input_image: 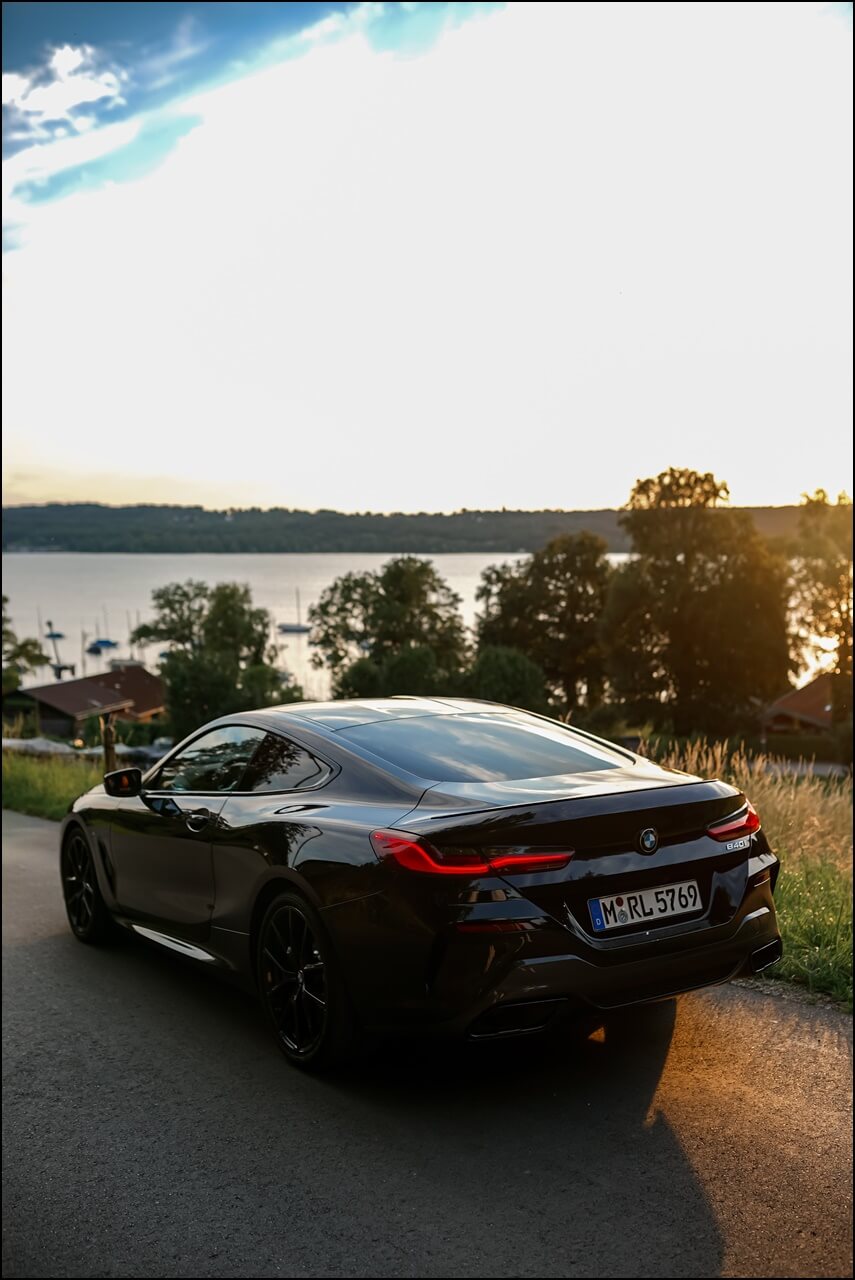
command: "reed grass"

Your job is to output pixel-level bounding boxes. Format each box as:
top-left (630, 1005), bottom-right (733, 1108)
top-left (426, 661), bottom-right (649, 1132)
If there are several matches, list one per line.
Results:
top-left (649, 740), bottom-right (852, 1008)
top-left (2, 752), bottom-right (104, 822)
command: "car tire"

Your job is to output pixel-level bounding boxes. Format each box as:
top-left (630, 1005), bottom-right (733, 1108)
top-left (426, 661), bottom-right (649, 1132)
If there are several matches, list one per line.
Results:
top-left (256, 890), bottom-right (355, 1072)
top-left (60, 826), bottom-right (116, 945)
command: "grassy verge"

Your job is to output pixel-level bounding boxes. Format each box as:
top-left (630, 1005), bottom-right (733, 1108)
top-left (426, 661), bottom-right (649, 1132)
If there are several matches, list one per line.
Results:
top-left (653, 741), bottom-right (853, 1010)
top-left (2, 752), bottom-right (104, 822)
top-left (770, 860), bottom-right (852, 1007)
top-left (3, 742), bottom-right (852, 1007)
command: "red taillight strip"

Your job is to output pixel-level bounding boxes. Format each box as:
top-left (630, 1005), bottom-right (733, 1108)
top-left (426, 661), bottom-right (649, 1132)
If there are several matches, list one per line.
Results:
top-left (489, 851), bottom-right (573, 872)
top-left (707, 801), bottom-right (761, 842)
top-left (369, 831), bottom-right (573, 876)
top-left (370, 832), bottom-right (489, 874)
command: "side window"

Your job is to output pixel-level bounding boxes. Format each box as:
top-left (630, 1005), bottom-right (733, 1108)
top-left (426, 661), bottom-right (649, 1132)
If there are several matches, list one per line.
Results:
top-left (153, 726), bottom-right (267, 793)
top-left (242, 732), bottom-right (332, 793)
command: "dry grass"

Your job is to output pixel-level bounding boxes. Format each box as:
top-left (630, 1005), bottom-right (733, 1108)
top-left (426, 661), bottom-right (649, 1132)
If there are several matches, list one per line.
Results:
top-left (652, 740), bottom-right (852, 869)
top-left (647, 740), bottom-right (853, 1008)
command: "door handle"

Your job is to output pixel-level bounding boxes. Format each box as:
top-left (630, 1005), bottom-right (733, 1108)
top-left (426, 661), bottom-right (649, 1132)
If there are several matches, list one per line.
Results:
top-left (184, 807), bottom-right (211, 833)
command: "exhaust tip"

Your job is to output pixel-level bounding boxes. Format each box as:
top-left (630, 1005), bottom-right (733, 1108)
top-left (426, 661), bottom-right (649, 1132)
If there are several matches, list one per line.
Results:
top-left (750, 938), bottom-right (783, 974)
top-left (467, 998), bottom-right (567, 1040)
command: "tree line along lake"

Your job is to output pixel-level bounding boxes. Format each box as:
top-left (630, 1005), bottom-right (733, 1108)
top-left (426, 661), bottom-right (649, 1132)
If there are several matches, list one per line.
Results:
top-left (2, 551), bottom-right (631, 699)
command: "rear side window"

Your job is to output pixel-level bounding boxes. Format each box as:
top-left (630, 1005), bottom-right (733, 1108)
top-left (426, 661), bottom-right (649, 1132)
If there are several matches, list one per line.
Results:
top-left (338, 712), bottom-right (623, 783)
top-left (241, 732), bottom-right (332, 792)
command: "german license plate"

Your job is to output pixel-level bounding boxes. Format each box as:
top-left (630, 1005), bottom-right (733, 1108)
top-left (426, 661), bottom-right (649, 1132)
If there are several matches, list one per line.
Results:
top-left (588, 880), bottom-right (701, 932)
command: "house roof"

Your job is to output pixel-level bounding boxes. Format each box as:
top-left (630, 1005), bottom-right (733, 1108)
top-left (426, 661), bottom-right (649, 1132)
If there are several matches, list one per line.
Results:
top-left (19, 665), bottom-right (165, 721)
top-left (764, 673), bottom-right (835, 731)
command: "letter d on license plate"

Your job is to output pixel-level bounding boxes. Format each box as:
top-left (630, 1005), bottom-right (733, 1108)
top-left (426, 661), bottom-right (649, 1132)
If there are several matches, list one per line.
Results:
top-left (589, 879), bottom-right (701, 932)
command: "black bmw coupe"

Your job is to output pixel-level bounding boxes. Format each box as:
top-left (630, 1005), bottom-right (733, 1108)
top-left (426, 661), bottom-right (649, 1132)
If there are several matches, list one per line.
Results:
top-left (60, 698), bottom-right (782, 1069)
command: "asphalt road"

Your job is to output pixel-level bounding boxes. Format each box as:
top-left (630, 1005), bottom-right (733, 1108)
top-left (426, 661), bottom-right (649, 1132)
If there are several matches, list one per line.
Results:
top-left (3, 809), bottom-right (852, 1279)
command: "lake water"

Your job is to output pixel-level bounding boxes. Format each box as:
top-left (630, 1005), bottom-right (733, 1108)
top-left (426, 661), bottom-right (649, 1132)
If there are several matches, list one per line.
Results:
top-left (2, 552), bottom-right (629, 699)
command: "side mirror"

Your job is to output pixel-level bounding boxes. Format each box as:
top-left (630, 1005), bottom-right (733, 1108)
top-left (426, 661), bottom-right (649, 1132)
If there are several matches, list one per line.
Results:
top-left (104, 767), bottom-right (143, 798)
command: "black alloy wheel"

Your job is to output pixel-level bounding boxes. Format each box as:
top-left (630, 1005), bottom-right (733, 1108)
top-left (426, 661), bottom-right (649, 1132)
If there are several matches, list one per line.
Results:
top-left (61, 829), bottom-right (113, 943)
top-left (257, 892), bottom-right (354, 1070)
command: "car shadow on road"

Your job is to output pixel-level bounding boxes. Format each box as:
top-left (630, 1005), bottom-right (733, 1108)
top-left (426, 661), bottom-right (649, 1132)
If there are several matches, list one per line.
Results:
top-left (4, 929), bottom-right (725, 1279)
top-left (327, 1003), bottom-right (724, 1278)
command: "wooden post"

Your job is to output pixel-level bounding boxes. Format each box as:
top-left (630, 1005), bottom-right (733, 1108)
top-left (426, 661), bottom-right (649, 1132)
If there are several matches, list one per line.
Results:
top-left (100, 710), bottom-right (117, 774)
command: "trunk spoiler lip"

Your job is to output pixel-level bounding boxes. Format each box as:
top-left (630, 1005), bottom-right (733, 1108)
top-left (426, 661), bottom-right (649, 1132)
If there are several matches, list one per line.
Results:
top-left (393, 776), bottom-right (741, 829)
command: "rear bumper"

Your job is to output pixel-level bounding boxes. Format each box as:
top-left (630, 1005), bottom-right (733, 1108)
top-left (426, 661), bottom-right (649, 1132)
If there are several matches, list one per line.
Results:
top-left (360, 882), bottom-right (782, 1039)
top-left (466, 905), bottom-right (782, 1036)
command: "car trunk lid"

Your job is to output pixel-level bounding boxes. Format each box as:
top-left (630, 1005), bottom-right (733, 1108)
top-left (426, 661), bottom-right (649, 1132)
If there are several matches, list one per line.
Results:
top-left (397, 771), bottom-right (747, 938)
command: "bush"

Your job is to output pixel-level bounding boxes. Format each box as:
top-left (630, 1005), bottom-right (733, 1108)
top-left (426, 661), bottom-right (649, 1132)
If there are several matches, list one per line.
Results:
top-left (334, 646), bottom-right (450, 699)
top-left (333, 656), bottom-right (387, 699)
top-left (466, 646), bottom-right (549, 714)
top-left (574, 704), bottom-right (642, 740)
top-left (382, 647), bottom-right (443, 696)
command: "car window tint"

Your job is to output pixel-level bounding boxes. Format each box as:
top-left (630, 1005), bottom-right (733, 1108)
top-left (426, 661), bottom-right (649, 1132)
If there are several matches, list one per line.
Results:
top-left (338, 711), bottom-right (623, 782)
top-left (242, 733), bottom-right (332, 792)
top-left (154, 726), bottom-right (267, 793)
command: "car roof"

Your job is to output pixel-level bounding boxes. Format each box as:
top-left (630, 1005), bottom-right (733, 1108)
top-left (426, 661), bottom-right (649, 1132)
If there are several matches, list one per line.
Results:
top-left (169, 698), bottom-right (640, 796)
top-left (263, 696), bottom-right (502, 732)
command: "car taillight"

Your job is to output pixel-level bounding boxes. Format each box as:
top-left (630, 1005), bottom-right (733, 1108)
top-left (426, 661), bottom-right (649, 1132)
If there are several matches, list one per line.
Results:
top-left (707, 801), bottom-right (761, 842)
top-left (369, 832), bottom-right (489, 874)
top-left (369, 831), bottom-right (573, 876)
top-left (476, 847), bottom-right (573, 873)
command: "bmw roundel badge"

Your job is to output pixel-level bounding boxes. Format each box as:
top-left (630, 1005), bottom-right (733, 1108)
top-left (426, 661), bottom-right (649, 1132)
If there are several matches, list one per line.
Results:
top-left (639, 827), bottom-right (659, 854)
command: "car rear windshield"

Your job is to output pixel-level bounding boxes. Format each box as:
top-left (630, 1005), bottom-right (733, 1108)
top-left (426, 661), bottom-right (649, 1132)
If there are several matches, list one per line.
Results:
top-left (337, 711), bottom-right (624, 782)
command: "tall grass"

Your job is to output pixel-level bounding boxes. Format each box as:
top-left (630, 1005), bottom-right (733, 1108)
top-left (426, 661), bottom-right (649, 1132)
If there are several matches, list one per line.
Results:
top-left (2, 752), bottom-right (104, 822)
top-left (648, 740), bottom-right (853, 1008)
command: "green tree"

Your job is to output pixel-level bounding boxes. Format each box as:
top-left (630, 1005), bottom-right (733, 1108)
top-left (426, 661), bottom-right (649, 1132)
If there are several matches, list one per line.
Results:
top-left (333, 656), bottom-right (388, 700)
top-left (132, 581), bottom-right (299, 741)
top-left (309, 557), bottom-right (467, 688)
top-left (604, 468), bottom-right (791, 735)
top-left (790, 490), bottom-right (853, 723)
top-left (2, 596), bottom-right (49, 695)
top-left (465, 645), bottom-right (549, 714)
top-left (381, 646), bottom-right (443, 696)
top-left (334, 646), bottom-right (446, 699)
top-left (132, 580), bottom-right (210, 653)
top-left (202, 583), bottom-right (272, 665)
top-left (476, 533), bottom-right (611, 716)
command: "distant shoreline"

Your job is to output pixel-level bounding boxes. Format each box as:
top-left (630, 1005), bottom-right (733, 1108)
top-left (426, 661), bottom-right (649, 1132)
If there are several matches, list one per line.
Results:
top-left (1, 503), bottom-right (801, 555)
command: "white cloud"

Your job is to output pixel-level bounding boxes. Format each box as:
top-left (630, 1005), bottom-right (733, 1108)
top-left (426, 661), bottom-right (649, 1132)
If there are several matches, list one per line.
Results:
top-left (296, 2), bottom-right (386, 46)
top-left (3, 42), bottom-right (122, 136)
top-left (2, 73), bottom-right (31, 105)
top-left (2, 1), bottom-right (852, 511)
top-left (50, 45), bottom-right (87, 79)
top-left (2, 117), bottom-right (141, 207)
top-left (17, 72), bottom-right (120, 122)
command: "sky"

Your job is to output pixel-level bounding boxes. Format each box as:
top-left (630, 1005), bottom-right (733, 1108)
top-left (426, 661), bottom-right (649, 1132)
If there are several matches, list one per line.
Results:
top-left (2, 1), bottom-right (852, 513)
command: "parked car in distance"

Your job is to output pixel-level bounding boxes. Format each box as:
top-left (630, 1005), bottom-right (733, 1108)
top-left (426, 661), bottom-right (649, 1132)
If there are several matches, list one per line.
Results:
top-left (59, 697), bottom-right (782, 1070)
